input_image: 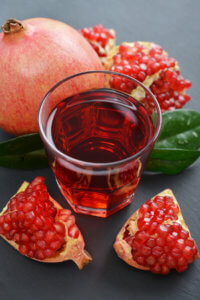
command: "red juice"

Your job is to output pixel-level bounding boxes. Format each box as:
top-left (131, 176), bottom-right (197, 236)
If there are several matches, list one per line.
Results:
top-left (46, 89), bottom-right (154, 217)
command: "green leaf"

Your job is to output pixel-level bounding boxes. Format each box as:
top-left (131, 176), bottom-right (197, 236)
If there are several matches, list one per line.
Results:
top-left (156, 109), bottom-right (200, 150)
top-left (0, 149), bottom-right (48, 169)
top-left (0, 133), bottom-right (44, 156)
top-left (147, 148), bottom-right (200, 175)
top-left (147, 109), bottom-right (200, 174)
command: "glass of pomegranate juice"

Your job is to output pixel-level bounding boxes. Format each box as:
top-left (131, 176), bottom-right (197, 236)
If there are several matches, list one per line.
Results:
top-left (38, 71), bottom-right (162, 217)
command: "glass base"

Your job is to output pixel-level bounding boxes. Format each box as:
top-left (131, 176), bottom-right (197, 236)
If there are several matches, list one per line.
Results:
top-left (56, 179), bottom-right (133, 218)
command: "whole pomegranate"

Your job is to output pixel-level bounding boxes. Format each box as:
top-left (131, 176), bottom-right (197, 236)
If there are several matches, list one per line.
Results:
top-left (0, 18), bottom-right (102, 135)
top-left (114, 189), bottom-right (199, 274)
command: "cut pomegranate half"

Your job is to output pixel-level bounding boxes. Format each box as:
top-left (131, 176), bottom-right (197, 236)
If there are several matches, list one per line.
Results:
top-left (114, 189), bottom-right (199, 274)
top-left (105, 41), bottom-right (191, 112)
top-left (79, 24), bottom-right (116, 65)
top-left (0, 177), bottom-right (91, 269)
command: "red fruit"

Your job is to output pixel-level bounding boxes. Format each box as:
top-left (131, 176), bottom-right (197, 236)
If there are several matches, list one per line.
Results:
top-left (105, 41), bottom-right (191, 112)
top-left (0, 18), bottom-right (102, 135)
top-left (79, 24), bottom-right (116, 65)
top-left (0, 177), bottom-right (91, 269)
top-left (114, 189), bottom-right (199, 274)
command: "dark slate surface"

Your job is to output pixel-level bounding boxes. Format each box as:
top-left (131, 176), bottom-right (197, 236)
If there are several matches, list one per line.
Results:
top-left (0, 0), bottom-right (200, 299)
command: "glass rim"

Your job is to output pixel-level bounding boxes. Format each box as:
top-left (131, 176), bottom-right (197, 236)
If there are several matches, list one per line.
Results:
top-left (38, 70), bottom-right (162, 168)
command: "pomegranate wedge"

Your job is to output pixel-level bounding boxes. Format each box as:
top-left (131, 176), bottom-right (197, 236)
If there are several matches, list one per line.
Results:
top-left (105, 42), bottom-right (191, 112)
top-left (0, 177), bottom-right (91, 269)
top-left (114, 189), bottom-right (199, 274)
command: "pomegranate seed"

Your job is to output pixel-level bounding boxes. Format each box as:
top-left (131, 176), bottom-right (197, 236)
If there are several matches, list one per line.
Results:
top-left (146, 255), bottom-right (156, 266)
top-left (158, 253), bottom-right (167, 264)
top-left (176, 264), bottom-right (188, 273)
top-left (152, 246), bottom-right (163, 257)
top-left (139, 204), bottom-right (149, 214)
top-left (134, 231), bottom-right (149, 243)
top-left (50, 240), bottom-right (62, 250)
top-left (68, 225), bottom-right (80, 239)
top-left (21, 233), bottom-right (30, 243)
top-left (53, 222), bottom-right (65, 235)
top-left (151, 263), bottom-right (161, 274)
top-left (19, 244), bottom-right (29, 255)
top-left (141, 245), bottom-right (151, 256)
top-left (146, 238), bottom-right (156, 248)
top-left (183, 246), bottom-right (194, 260)
top-left (45, 231), bottom-right (56, 243)
top-left (171, 248), bottom-right (182, 258)
top-left (36, 240), bottom-right (46, 249)
top-left (176, 239), bottom-right (185, 250)
top-left (156, 237), bottom-right (165, 247)
top-left (136, 256), bottom-right (145, 265)
top-left (35, 250), bottom-right (45, 260)
top-left (186, 238), bottom-right (194, 247)
top-left (161, 264), bottom-right (170, 275)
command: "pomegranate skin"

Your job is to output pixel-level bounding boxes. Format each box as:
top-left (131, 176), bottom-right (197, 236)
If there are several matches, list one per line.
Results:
top-left (0, 18), bottom-right (102, 135)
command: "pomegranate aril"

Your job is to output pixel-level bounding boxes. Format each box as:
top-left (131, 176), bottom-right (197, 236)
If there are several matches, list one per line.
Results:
top-left (185, 238), bottom-right (194, 247)
top-left (146, 238), bottom-right (156, 248)
top-left (35, 250), bottom-right (45, 260)
top-left (36, 240), bottom-right (46, 249)
top-left (50, 240), bottom-right (62, 251)
top-left (21, 233), bottom-right (30, 243)
top-left (139, 204), bottom-right (149, 214)
top-left (45, 231), bottom-right (56, 243)
top-left (35, 216), bottom-right (44, 228)
top-left (161, 264), bottom-right (170, 275)
top-left (19, 244), bottom-right (29, 255)
top-left (182, 246), bottom-right (193, 260)
top-left (53, 222), bottom-right (65, 235)
top-left (35, 231), bottom-right (44, 240)
top-left (23, 202), bottom-right (34, 212)
top-left (177, 257), bottom-right (187, 266)
top-left (156, 237), bottom-right (165, 247)
top-left (134, 231), bottom-right (149, 243)
top-left (152, 246), bottom-right (163, 257)
top-left (167, 255), bottom-right (176, 268)
top-left (68, 225), bottom-right (80, 239)
top-left (3, 222), bottom-right (11, 231)
top-left (171, 248), bottom-right (182, 257)
top-left (44, 249), bottom-right (55, 258)
top-left (151, 263), bottom-right (161, 274)
top-left (176, 264), bottom-right (188, 273)
top-left (158, 253), bottom-right (167, 264)
top-left (141, 245), bottom-right (151, 256)
top-left (146, 255), bottom-right (156, 266)
top-left (176, 239), bottom-right (185, 250)
top-left (136, 256), bottom-right (145, 265)
top-left (65, 215), bottom-right (75, 228)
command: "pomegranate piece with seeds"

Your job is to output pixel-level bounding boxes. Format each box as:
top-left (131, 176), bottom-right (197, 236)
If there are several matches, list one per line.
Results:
top-left (0, 177), bottom-right (91, 269)
top-left (79, 24), bottom-right (116, 64)
top-left (105, 41), bottom-right (191, 112)
top-left (114, 189), bottom-right (199, 274)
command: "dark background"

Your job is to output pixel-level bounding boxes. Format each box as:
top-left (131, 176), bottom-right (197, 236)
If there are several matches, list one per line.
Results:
top-left (0, 0), bottom-right (200, 299)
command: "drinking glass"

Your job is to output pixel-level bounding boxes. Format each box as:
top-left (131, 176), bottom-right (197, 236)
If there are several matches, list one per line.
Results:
top-left (38, 71), bottom-right (162, 217)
